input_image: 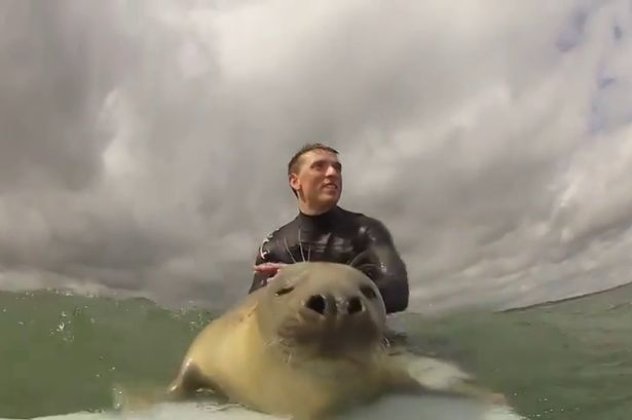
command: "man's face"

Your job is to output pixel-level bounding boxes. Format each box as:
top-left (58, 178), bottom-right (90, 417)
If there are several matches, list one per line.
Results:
top-left (290, 149), bottom-right (342, 211)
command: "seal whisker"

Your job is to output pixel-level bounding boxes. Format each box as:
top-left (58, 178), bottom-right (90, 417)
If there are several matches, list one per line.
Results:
top-left (354, 263), bottom-right (378, 269)
top-left (267, 337), bottom-right (296, 366)
top-left (285, 349), bottom-right (295, 366)
top-left (284, 238), bottom-right (298, 263)
top-left (353, 263), bottom-right (379, 274)
top-left (347, 252), bottom-right (366, 267)
top-left (265, 337), bottom-right (283, 350)
top-left (298, 230), bottom-right (306, 262)
top-left (381, 336), bottom-right (391, 350)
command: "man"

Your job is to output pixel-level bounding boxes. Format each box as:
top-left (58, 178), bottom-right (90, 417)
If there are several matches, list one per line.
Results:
top-left (248, 143), bottom-right (409, 314)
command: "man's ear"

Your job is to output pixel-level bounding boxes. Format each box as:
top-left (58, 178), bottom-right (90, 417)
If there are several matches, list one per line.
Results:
top-left (289, 173), bottom-right (300, 192)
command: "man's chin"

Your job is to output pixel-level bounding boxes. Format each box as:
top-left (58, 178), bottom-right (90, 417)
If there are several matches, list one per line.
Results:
top-left (318, 195), bottom-right (340, 207)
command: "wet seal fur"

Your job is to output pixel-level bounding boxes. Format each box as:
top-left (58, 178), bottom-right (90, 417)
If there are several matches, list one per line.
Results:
top-left (166, 262), bottom-right (504, 419)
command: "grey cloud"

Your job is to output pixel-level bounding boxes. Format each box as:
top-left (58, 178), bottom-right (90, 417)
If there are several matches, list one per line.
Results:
top-left (1, 0), bottom-right (632, 314)
top-left (0, 1), bottom-right (136, 192)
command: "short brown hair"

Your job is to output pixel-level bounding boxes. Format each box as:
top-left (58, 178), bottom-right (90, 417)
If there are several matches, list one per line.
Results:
top-left (287, 143), bottom-right (339, 196)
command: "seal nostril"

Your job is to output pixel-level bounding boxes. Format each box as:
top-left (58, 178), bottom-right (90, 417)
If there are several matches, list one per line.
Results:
top-left (347, 296), bottom-right (363, 314)
top-left (305, 294), bottom-right (327, 315)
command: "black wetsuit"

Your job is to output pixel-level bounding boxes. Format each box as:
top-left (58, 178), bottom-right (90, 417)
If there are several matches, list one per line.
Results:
top-left (249, 206), bottom-right (409, 314)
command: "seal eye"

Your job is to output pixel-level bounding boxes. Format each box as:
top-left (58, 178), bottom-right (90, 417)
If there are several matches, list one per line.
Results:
top-left (360, 286), bottom-right (377, 300)
top-left (275, 286), bottom-right (294, 296)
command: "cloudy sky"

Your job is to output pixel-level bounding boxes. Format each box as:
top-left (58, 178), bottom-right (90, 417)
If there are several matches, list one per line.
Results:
top-left (1, 0), bottom-right (632, 313)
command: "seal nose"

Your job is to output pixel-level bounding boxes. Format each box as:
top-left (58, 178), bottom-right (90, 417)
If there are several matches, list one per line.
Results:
top-left (304, 294), bottom-right (365, 317)
top-left (305, 294), bottom-right (328, 315)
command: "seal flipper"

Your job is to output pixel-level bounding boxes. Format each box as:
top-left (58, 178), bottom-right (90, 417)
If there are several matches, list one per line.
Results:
top-left (166, 359), bottom-right (227, 402)
top-left (383, 350), bottom-right (506, 404)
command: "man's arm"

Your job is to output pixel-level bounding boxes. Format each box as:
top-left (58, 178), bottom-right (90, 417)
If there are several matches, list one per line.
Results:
top-left (249, 253), bottom-right (269, 293)
top-left (248, 236), bottom-right (274, 293)
top-left (356, 217), bottom-right (409, 314)
top-left (249, 233), bottom-right (290, 293)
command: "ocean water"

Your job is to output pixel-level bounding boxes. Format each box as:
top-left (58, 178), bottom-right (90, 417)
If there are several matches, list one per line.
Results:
top-left (1, 284), bottom-right (630, 420)
top-left (2, 1), bottom-right (632, 419)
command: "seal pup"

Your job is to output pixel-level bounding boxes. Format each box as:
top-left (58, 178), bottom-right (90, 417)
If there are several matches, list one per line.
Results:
top-left (166, 262), bottom-right (502, 419)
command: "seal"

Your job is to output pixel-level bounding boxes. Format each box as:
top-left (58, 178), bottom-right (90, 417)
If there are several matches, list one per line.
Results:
top-left (166, 262), bottom-right (502, 419)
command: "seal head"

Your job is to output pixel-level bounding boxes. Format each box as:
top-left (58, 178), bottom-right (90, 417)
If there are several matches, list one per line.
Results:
top-left (256, 262), bottom-right (387, 360)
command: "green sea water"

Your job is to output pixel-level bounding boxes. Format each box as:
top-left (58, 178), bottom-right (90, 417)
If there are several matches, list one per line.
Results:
top-left (1, 284), bottom-right (631, 420)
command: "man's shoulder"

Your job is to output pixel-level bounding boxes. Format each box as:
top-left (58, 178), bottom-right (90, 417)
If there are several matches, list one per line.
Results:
top-left (261, 216), bottom-right (299, 240)
top-left (337, 206), bottom-right (364, 218)
top-left (338, 207), bottom-right (387, 230)
top-left (338, 208), bottom-right (396, 247)
top-left (255, 217), bottom-right (299, 259)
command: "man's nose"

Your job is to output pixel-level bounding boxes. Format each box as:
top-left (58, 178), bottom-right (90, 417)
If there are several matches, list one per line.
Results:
top-left (325, 164), bottom-right (340, 177)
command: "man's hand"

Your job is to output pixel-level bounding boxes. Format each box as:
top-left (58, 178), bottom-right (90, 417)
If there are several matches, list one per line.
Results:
top-left (252, 262), bottom-right (287, 280)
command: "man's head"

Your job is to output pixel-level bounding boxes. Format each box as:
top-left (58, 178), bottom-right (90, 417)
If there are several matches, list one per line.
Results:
top-left (287, 143), bottom-right (342, 215)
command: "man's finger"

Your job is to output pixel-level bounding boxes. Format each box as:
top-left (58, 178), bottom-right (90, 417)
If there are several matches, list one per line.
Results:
top-left (253, 262), bottom-right (287, 274)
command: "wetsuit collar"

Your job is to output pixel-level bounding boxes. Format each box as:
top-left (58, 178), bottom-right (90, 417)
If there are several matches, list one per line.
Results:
top-left (297, 206), bottom-right (341, 231)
